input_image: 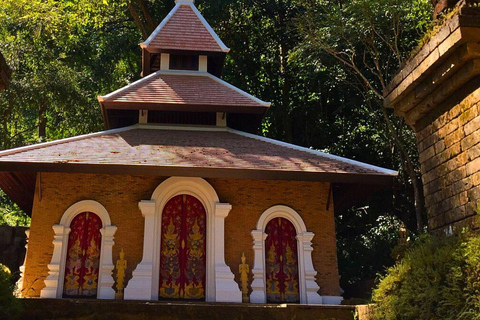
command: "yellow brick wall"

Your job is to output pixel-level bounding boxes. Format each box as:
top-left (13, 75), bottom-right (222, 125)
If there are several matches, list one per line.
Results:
top-left (415, 86), bottom-right (480, 233)
top-left (22, 173), bottom-right (340, 298)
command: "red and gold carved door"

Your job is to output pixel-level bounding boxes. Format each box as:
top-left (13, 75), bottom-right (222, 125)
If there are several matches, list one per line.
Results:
top-left (159, 195), bottom-right (206, 300)
top-left (63, 212), bottom-right (102, 298)
top-left (265, 217), bottom-right (300, 303)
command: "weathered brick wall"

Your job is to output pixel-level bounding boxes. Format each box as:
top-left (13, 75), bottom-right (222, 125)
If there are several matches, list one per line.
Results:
top-left (416, 86), bottom-right (480, 233)
top-left (22, 173), bottom-right (340, 298)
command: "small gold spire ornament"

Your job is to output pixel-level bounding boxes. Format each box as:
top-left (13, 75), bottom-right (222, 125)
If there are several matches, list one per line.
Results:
top-left (115, 249), bottom-right (127, 300)
top-left (239, 252), bottom-right (250, 303)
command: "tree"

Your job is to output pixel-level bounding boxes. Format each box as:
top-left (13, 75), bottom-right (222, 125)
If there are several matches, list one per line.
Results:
top-left (296, 0), bottom-right (432, 232)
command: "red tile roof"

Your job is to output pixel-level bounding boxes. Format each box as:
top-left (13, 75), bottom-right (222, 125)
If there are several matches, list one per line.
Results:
top-left (98, 71), bottom-right (270, 113)
top-left (0, 125), bottom-right (396, 184)
top-left (141, 3), bottom-right (229, 53)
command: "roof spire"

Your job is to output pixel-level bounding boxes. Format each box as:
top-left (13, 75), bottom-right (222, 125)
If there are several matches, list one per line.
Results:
top-left (175, 0), bottom-right (194, 3)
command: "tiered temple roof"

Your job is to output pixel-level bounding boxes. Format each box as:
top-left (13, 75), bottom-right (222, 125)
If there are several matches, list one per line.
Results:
top-left (0, 0), bottom-right (397, 215)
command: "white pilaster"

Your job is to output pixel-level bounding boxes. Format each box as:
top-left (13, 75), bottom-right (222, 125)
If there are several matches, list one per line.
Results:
top-left (214, 203), bottom-right (242, 302)
top-left (297, 232), bottom-right (322, 305)
top-left (125, 201), bottom-right (156, 300)
top-left (250, 230), bottom-right (267, 303)
top-left (160, 53), bottom-right (170, 70)
top-left (216, 113), bottom-right (226, 127)
top-left (199, 55), bottom-right (208, 72)
top-left (41, 225), bottom-right (70, 298)
top-left (98, 226), bottom-right (117, 299)
top-left (139, 110), bottom-right (148, 124)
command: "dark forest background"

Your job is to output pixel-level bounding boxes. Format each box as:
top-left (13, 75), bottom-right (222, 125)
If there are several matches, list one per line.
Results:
top-left (0, 0), bottom-right (433, 292)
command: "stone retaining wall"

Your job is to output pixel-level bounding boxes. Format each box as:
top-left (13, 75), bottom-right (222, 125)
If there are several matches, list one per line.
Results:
top-left (0, 225), bottom-right (27, 275)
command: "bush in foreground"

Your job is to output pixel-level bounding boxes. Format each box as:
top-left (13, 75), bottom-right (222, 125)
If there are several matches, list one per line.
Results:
top-left (372, 231), bottom-right (480, 320)
top-left (0, 264), bottom-right (22, 319)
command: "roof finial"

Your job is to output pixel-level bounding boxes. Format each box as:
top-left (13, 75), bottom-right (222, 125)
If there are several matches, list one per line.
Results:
top-left (175, 0), bottom-right (194, 3)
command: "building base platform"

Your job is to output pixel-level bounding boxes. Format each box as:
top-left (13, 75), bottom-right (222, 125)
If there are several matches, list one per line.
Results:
top-left (21, 298), bottom-right (357, 320)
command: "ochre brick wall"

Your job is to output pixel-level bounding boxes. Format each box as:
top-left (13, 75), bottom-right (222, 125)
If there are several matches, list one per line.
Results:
top-left (416, 86), bottom-right (480, 233)
top-left (22, 173), bottom-right (340, 298)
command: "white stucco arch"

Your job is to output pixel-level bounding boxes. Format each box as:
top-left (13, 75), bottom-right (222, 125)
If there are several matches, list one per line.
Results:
top-left (250, 205), bottom-right (323, 305)
top-left (124, 177), bottom-right (241, 302)
top-left (59, 200), bottom-right (112, 226)
top-left (41, 200), bottom-right (117, 299)
top-left (256, 205), bottom-right (307, 234)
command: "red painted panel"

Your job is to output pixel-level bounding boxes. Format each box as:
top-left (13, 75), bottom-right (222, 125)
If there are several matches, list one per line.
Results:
top-left (265, 217), bottom-right (300, 303)
top-left (159, 195), bottom-right (206, 300)
top-left (64, 212), bottom-right (103, 297)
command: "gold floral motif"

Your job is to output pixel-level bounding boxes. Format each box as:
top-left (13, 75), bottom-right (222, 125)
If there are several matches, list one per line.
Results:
top-left (184, 282), bottom-right (204, 299)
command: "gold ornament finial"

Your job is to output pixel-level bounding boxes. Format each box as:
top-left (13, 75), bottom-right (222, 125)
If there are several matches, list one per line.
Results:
top-left (115, 249), bottom-right (127, 300)
top-left (239, 252), bottom-right (250, 303)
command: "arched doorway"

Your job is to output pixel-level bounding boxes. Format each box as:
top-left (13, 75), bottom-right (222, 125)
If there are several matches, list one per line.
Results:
top-left (63, 212), bottom-right (103, 298)
top-left (159, 195), bottom-right (206, 300)
top-left (265, 217), bottom-right (300, 303)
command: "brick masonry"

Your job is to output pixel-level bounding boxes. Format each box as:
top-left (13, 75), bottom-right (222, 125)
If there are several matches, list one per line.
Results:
top-left (416, 86), bottom-right (480, 232)
top-left (385, 5), bottom-right (480, 234)
top-left (21, 172), bottom-right (340, 299)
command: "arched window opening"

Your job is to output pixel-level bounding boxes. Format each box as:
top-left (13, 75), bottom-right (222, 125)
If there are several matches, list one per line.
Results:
top-left (265, 217), bottom-right (300, 303)
top-left (63, 212), bottom-right (103, 298)
top-left (159, 195), bottom-right (206, 300)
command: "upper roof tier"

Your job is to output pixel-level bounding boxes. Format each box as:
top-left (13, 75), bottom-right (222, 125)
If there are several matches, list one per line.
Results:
top-left (141, 0), bottom-right (229, 53)
top-left (98, 70), bottom-right (270, 113)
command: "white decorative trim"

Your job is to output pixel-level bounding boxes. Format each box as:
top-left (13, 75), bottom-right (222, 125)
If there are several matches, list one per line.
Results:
top-left (125, 177), bottom-right (241, 302)
top-left (199, 55), bottom-right (208, 72)
top-left (142, 2), bottom-right (230, 53)
top-left (160, 53), bottom-right (170, 71)
top-left (251, 205), bottom-right (324, 305)
top-left (40, 200), bottom-right (117, 299)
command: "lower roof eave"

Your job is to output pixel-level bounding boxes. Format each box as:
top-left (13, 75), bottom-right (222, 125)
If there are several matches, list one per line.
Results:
top-left (102, 102), bottom-right (268, 115)
top-left (0, 162), bottom-right (395, 185)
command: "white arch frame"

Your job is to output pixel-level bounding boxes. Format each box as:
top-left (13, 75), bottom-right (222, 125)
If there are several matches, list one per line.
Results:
top-left (250, 205), bottom-right (323, 305)
top-left (124, 177), bottom-right (241, 302)
top-left (40, 200), bottom-right (117, 299)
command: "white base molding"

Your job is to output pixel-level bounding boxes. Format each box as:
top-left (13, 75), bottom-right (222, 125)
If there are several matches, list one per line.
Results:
top-left (322, 296), bottom-right (343, 305)
top-left (124, 263), bottom-right (154, 300)
top-left (215, 265), bottom-right (242, 302)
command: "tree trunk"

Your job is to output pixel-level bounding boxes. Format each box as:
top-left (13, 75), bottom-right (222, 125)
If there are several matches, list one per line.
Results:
top-left (38, 102), bottom-right (47, 142)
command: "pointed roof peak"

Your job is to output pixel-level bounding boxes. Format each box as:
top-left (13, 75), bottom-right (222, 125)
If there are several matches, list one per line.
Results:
top-left (141, 1), bottom-right (229, 53)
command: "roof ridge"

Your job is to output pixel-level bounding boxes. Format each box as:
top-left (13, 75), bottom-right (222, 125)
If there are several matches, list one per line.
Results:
top-left (141, 2), bottom-right (229, 53)
top-left (0, 125), bottom-right (137, 158)
top-left (227, 128), bottom-right (398, 176)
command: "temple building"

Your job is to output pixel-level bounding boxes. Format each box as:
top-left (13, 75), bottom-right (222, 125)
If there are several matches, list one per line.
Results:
top-left (0, 0), bottom-right (396, 305)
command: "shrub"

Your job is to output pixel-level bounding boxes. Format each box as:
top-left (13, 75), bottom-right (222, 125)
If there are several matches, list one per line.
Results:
top-left (372, 232), bottom-right (480, 320)
top-left (0, 264), bottom-right (22, 319)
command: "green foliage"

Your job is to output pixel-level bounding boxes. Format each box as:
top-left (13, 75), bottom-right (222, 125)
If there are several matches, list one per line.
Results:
top-left (0, 190), bottom-right (30, 227)
top-left (373, 232), bottom-right (480, 320)
top-left (0, 264), bottom-right (22, 319)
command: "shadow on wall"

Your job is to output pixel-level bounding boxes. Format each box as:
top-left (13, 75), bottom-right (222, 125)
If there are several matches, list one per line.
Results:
top-left (0, 226), bottom-right (27, 277)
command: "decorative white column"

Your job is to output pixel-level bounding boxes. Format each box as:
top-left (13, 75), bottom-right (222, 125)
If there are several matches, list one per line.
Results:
top-left (250, 230), bottom-right (267, 303)
top-left (297, 232), bottom-right (323, 305)
top-left (214, 203), bottom-right (242, 302)
top-left (15, 229), bottom-right (30, 297)
top-left (124, 200), bottom-right (156, 300)
top-left (41, 225), bottom-right (70, 298)
top-left (98, 225), bottom-right (117, 299)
